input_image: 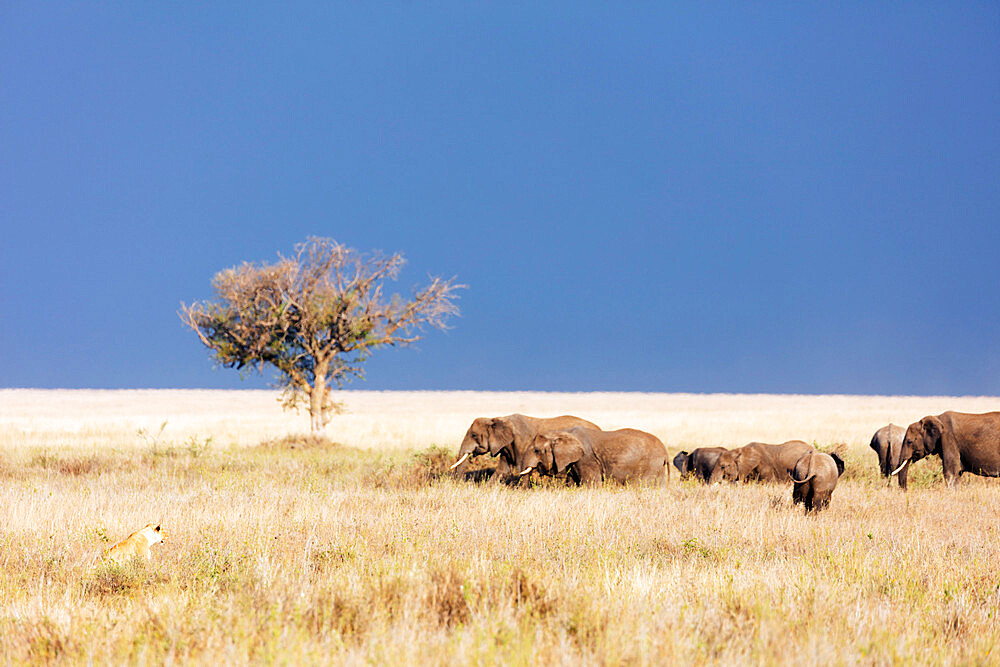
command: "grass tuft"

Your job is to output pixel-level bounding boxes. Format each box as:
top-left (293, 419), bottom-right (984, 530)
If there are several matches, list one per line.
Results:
top-left (426, 565), bottom-right (472, 628)
top-left (87, 560), bottom-right (166, 599)
top-left (258, 433), bottom-right (340, 450)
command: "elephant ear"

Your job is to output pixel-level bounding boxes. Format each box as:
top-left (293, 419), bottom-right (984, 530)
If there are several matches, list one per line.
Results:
top-left (733, 450), bottom-right (743, 481)
top-left (674, 451), bottom-right (690, 475)
top-left (922, 416), bottom-right (944, 452)
top-left (736, 449), bottom-right (757, 480)
top-left (552, 434), bottom-right (585, 474)
top-left (831, 452), bottom-right (846, 477)
top-left (487, 418), bottom-right (515, 456)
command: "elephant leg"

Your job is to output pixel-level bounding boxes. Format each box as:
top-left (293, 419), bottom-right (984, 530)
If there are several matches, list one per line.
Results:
top-left (941, 459), bottom-right (962, 486)
top-left (941, 442), bottom-right (965, 486)
top-left (816, 493), bottom-right (830, 511)
top-left (577, 465), bottom-right (602, 486)
top-left (792, 483), bottom-right (804, 505)
top-left (491, 457), bottom-right (513, 484)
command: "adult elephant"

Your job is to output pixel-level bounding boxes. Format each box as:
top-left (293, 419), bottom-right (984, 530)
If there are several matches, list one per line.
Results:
top-left (870, 424), bottom-right (906, 487)
top-left (891, 411), bottom-right (1000, 487)
top-left (708, 441), bottom-right (813, 484)
top-left (518, 427), bottom-right (668, 486)
top-left (449, 414), bottom-right (600, 481)
top-left (790, 450), bottom-right (845, 512)
top-left (673, 447), bottom-right (727, 483)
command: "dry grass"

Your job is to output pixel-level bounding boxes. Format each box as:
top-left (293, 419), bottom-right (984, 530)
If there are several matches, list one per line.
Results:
top-left (1, 389), bottom-right (999, 664)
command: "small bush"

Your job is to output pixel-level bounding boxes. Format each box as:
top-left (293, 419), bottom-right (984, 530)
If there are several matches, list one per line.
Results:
top-left (28, 452), bottom-right (131, 476)
top-left (258, 434), bottom-right (340, 450)
top-left (86, 560), bottom-right (165, 599)
top-left (185, 435), bottom-right (213, 457)
top-left (410, 446), bottom-right (453, 481)
top-left (359, 446), bottom-right (457, 489)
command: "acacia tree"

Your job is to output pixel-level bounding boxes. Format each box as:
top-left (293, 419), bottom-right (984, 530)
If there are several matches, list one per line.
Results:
top-left (180, 237), bottom-right (462, 433)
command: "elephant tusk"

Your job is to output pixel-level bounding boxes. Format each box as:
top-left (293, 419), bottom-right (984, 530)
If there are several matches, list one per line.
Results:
top-left (889, 459), bottom-right (909, 476)
top-left (518, 467), bottom-right (533, 476)
top-left (449, 452), bottom-right (470, 470)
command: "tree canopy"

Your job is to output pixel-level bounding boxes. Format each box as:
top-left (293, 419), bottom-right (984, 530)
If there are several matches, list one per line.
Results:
top-left (180, 237), bottom-right (462, 432)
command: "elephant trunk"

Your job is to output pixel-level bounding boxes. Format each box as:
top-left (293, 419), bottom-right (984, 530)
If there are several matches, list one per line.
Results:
top-left (451, 435), bottom-right (478, 474)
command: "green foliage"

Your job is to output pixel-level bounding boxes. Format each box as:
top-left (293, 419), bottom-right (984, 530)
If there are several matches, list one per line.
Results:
top-left (185, 435), bottom-right (213, 458)
top-left (137, 421), bottom-right (169, 454)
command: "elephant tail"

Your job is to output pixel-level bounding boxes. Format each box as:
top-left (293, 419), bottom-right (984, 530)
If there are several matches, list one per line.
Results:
top-left (789, 452), bottom-right (816, 483)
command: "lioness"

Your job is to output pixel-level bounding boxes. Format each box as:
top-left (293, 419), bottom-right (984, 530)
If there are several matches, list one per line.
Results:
top-left (102, 524), bottom-right (164, 564)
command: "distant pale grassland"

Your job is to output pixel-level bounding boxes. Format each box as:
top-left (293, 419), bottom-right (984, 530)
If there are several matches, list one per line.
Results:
top-left (2, 389), bottom-right (1000, 664)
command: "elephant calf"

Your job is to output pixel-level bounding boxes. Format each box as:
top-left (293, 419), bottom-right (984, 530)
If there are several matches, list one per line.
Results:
top-left (519, 427), bottom-right (668, 486)
top-left (790, 450), bottom-right (845, 512)
top-left (869, 424), bottom-right (906, 488)
top-left (708, 440), bottom-right (814, 484)
top-left (673, 447), bottom-right (727, 483)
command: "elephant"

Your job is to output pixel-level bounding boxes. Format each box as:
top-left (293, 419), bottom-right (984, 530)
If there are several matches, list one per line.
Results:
top-left (790, 450), bottom-right (845, 512)
top-left (891, 411), bottom-right (1000, 487)
top-left (449, 414), bottom-right (600, 482)
top-left (672, 447), bottom-right (727, 483)
top-left (518, 426), bottom-right (668, 486)
top-left (708, 440), bottom-right (814, 484)
top-left (870, 424), bottom-right (906, 487)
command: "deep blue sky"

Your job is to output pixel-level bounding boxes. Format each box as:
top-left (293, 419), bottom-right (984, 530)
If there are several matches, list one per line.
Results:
top-left (2, 3), bottom-right (999, 394)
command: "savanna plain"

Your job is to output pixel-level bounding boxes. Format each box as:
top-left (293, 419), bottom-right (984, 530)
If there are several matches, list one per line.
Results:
top-left (2, 389), bottom-right (1000, 665)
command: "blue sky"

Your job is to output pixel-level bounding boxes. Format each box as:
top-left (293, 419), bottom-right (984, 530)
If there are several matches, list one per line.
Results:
top-left (2, 3), bottom-right (999, 394)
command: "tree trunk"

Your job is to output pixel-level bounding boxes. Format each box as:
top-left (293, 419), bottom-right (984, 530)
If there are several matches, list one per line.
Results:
top-left (309, 363), bottom-right (329, 434)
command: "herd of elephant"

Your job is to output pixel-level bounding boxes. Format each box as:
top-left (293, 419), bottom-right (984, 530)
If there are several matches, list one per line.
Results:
top-left (447, 410), bottom-right (1000, 512)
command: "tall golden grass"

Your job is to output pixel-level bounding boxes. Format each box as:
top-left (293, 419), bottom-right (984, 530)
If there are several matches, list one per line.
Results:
top-left (1, 389), bottom-right (999, 664)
